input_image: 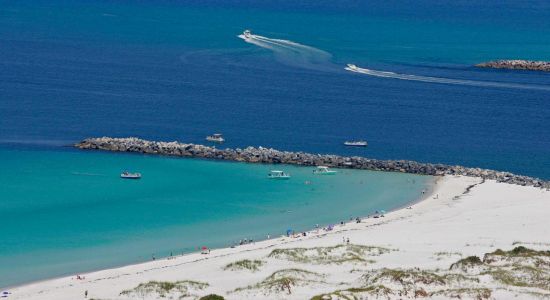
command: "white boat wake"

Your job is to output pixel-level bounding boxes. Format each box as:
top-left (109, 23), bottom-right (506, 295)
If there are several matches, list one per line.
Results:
top-left (345, 64), bottom-right (550, 91)
top-left (238, 32), bottom-right (334, 71)
top-left (237, 30), bottom-right (549, 91)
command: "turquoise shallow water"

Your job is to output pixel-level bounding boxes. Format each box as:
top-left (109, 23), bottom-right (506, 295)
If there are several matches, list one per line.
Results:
top-left (0, 148), bottom-right (432, 288)
top-left (1, 0), bottom-right (549, 289)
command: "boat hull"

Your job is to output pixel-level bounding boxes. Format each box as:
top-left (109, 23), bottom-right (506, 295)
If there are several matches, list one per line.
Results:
top-left (206, 137), bottom-right (225, 143)
top-left (120, 173), bottom-right (141, 179)
top-left (268, 176), bottom-right (291, 180)
top-left (314, 171), bottom-right (337, 175)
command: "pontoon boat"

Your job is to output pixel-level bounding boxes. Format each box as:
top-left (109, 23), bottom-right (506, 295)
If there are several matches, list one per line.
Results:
top-left (313, 166), bottom-right (337, 175)
top-left (268, 170), bottom-right (291, 179)
top-left (206, 133), bottom-right (225, 143)
top-left (120, 171), bottom-right (141, 179)
top-left (344, 140), bottom-right (368, 147)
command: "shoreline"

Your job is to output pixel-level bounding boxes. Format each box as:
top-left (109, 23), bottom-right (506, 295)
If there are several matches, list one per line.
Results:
top-left (4, 176), bottom-right (444, 290)
top-left (8, 175), bottom-right (550, 299)
top-left (5, 174), bottom-right (443, 292)
top-left (3, 172), bottom-right (438, 291)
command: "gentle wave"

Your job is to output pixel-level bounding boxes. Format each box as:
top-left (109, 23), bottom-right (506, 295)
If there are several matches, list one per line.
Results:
top-left (345, 65), bottom-right (550, 91)
top-left (238, 33), bottom-right (334, 71)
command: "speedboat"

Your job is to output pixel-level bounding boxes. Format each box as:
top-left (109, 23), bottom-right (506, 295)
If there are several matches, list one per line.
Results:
top-left (347, 64), bottom-right (358, 70)
top-left (206, 133), bottom-right (225, 143)
top-left (313, 166), bottom-right (337, 175)
top-left (344, 140), bottom-right (368, 147)
top-left (243, 29), bottom-right (252, 39)
top-left (268, 170), bottom-right (291, 179)
top-left (121, 171), bottom-right (141, 179)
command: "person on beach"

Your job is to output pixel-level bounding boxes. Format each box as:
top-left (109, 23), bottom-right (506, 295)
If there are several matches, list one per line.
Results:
top-left (84, 290), bottom-right (88, 298)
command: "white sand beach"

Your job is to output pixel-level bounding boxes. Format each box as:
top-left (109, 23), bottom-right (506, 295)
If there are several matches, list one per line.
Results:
top-left (8, 175), bottom-right (550, 299)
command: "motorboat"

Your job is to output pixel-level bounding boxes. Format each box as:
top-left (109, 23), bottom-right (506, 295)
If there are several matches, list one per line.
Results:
top-left (243, 29), bottom-right (252, 38)
top-left (347, 64), bottom-right (358, 70)
top-left (268, 170), bottom-right (291, 179)
top-left (313, 166), bottom-right (337, 175)
top-left (120, 171), bottom-right (141, 179)
top-left (206, 133), bottom-right (225, 143)
top-left (344, 140), bottom-right (368, 147)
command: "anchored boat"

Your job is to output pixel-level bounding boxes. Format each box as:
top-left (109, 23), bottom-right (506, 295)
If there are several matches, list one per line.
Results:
top-left (206, 133), bottom-right (225, 143)
top-left (120, 171), bottom-right (141, 179)
top-left (313, 166), bottom-right (337, 175)
top-left (268, 170), bottom-right (291, 179)
top-left (344, 140), bottom-right (368, 147)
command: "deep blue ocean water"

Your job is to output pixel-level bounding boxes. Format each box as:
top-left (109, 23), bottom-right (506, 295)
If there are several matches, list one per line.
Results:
top-left (1, 0), bottom-right (549, 178)
top-left (0, 0), bottom-right (549, 288)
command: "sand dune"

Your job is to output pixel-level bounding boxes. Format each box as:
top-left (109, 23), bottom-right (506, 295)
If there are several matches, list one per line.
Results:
top-left (8, 175), bottom-right (550, 299)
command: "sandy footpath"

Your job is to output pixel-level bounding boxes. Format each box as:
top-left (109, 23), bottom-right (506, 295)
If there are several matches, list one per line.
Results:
top-left (8, 175), bottom-right (550, 299)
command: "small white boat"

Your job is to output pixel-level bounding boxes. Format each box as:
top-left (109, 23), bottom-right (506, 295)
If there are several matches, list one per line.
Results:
top-left (243, 29), bottom-right (252, 39)
top-left (347, 64), bottom-right (358, 70)
top-left (313, 166), bottom-right (337, 175)
top-left (268, 170), bottom-right (291, 179)
top-left (206, 133), bottom-right (225, 143)
top-left (344, 140), bottom-right (368, 147)
top-left (120, 171), bottom-right (141, 179)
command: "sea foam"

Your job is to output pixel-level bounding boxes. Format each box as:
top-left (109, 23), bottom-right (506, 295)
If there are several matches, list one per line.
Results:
top-left (345, 65), bottom-right (550, 91)
top-left (238, 31), bottom-right (550, 91)
top-left (238, 33), bottom-right (334, 71)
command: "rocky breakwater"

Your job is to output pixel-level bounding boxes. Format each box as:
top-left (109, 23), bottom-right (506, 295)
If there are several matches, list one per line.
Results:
top-left (75, 137), bottom-right (550, 189)
top-left (476, 60), bottom-right (550, 72)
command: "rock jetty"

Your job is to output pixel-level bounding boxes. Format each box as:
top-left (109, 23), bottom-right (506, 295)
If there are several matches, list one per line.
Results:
top-left (75, 137), bottom-right (550, 189)
top-left (476, 60), bottom-right (550, 72)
